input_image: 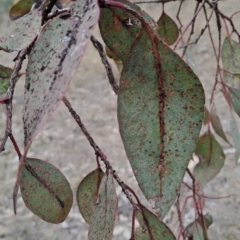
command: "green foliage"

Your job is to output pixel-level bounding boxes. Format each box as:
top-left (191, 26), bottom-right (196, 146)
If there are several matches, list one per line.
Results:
top-left (194, 133), bottom-right (225, 186)
top-left (99, 0), bottom-right (142, 62)
top-left (229, 113), bottom-right (240, 163)
top-left (9, 0), bottom-right (34, 20)
top-left (0, 64), bottom-right (21, 95)
top-left (118, 27), bottom-right (204, 218)
top-left (0, 0), bottom-right (240, 239)
top-left (135, 205), bottom-right (175, 239)
top-left (20, 158), bottom-right (73, 223)
top-left (157, 11), bottom-right (179, 45)
top-left (221, 37), bottom-right (240, 87)
top-left (88, 171), bottom-right (118, 240)
top-left (210, 104), bottom-right (230, 145)
top-left (76, 168), bottom-right (104, 224)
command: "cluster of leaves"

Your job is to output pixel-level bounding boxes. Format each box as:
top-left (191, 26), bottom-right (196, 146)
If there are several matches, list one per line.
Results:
top-left (0, 0), bottom-right (240, 239)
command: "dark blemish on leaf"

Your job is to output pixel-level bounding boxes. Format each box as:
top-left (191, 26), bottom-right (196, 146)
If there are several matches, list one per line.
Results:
top-left (25, 164), bottom-right (65, 209)
top-left (26, 82), bottom-right (31, 91)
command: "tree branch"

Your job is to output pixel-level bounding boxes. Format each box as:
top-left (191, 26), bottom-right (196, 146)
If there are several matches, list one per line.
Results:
top-left (0, 49), bottom-right (27, 154)
top-left (62, 96), bottom-right (139, 209)
top-left (90, 35), bottom-right (119, 94)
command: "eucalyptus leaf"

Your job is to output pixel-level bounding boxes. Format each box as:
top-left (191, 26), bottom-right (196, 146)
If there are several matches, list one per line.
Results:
top-left (229, 113), bottom-right (240, 164)
top-left (0, 8), bottom-right (42, 52)
top-left (23, 0), bottom-right (99, 146)
top-left (9, 0), bottom-right (34, 20)
top-left (185, 213), bottom-right (213, 238)
top-left (135, 205), bottom-right (176, 240)
top-left (194, 133), bottom-right (225, 186)
top-left (203, 106), bottom-right (209, 125)
top-left (76, 168), bottom-right (104, 224)
top-left (88, 171), bottom-right (118, 240)
top-left (20, 158), bottom-right (73, 223)
top-left (210, 104), bottom-right (230, 144)
top-left (229, 87), bottom-right (240, 117)
top-left (99, 0), bottom-right (156, 62)
top-left (221, 37), bottom-right (240, 87)
top-left (157, 12), bottom-right (179, 45)
top-left (118, 25), bottom-right (204, 218)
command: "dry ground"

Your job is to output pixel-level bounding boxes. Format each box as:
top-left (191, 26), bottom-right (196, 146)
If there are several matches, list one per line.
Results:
top-left (0, 0), bottom-right (240, 239)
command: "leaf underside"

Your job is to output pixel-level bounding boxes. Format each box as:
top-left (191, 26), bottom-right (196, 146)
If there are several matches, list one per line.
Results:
top-left (20, 158), bottom-right (73, 223)
top-left (23, 0), bottom-right (99, 147)
top-left (118, 26), bottom-right (205, 218)
top-left (0, 8), bottom-right (42, 52)
top-left (88, 171), bottom-right (118, 240)
top-left (76, 168), bottom-right (104, 224)
top-left (221, 37), bottom-right (240, 87)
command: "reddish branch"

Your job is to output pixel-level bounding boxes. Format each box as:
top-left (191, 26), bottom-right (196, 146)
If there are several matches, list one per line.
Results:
top-left (62, 96), bottom-right (139, 209)
top-left (0, 49), bottom-right (27, 154)
top-left (90, 35), bottom-right (119, 94)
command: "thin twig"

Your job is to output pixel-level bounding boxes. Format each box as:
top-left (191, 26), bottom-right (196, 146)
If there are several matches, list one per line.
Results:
top-left (62, 96), bottom-right (139, 209)
top-left (0, 49), bottom-right (27, 154)
top-left (181, 3), bottom-right (215, 54)
top-left (9, 134), bottom-right (21, 159)
top-left (90, 36), bottom-right (119, 94)
top-left (176, 190), bottom-right (186, 240)
top-left (182, 1), bottom-right (200, 57)
top-left (174, 0), bottom-right (206, 50)
top-left (130, 208), bottom-right (136, 240)
top-left (205, 0), bottom-right (240, 42)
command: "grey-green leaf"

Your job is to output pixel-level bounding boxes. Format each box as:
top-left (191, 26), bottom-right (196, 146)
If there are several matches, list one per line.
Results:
top-left (229, 87), bottom-right (240, 117)
top-left (185, 213), bottom-right (213, 238)
top-left (135, 205), bottom-right (176, 240)
top-left (229, 113), bottom-right (240, 164)
top-left (0, 8), bottom-right (42, 52)
top-left (157, 12), bottom-right (179, 45)
top-left (23, 0), bottom-right (99, 147)
top-left (210, 104), bottom-right (230, 144)
top-left (118, 27), bottom-right (205, 218)
top-left (76, 168), bottom-right (104, 224)
top-left (20, 158), bottom-right (73, 223)
top-left (88, 171), bottom-right (118, 240)
top-left (221, 37), bottom-right (240, 87)
top-left (194, 133), bottom-right (225, 186)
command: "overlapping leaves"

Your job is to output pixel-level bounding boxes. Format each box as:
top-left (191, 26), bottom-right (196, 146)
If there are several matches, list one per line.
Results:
top-left (88, 171), bottom-right (118, 240)
top-left (135, 205), bottom-right (176, 239)
top-left (76, 168), bottom-right (104, 224)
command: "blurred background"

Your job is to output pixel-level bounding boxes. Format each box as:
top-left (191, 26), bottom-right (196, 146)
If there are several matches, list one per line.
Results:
top-left (0, 0), bottom-right (240, 239)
